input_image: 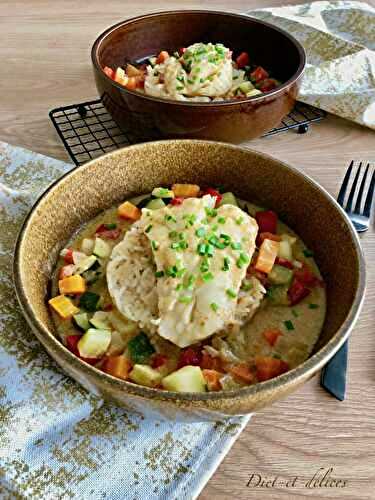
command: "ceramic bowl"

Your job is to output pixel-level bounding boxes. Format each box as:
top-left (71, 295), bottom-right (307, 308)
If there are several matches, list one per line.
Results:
top-left (91, 11), bottom-right (306, 143)
top-left (13, 141), bottom-right (365, 420)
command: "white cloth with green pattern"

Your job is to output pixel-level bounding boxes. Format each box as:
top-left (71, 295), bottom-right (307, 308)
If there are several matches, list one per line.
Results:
top-left (0, 141), bottom-right (249, 500)
top-left (249, 1), bottom-right (375, 130)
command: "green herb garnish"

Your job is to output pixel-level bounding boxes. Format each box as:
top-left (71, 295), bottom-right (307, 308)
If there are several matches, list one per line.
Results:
top-left (226, 288), bottom-right (236, 299)
top-left (303, 249), bottom-right (314, 258)
top-left (222, 257), bottom-right (230, 271)
top-left (284, 320), bottom-right (295, 331)
top-left (210, 302), bottom-right (219, 312)
top-left (231, 242), bottom-right (242, 250)
top-left (178, 295), bottom-right (192, 304)
top-left (151, 240), bottom-right (159, 251)
top-left (308, 303), bottom-right (319, 309)
top-left (155, 270), bottom-right (164, 278)
top-left (291, 309), bottom-right (299, 317)
top-left (202, 272), bottom-right (214, 282)
top-left (104, 223), bottom-right (117, 230)
top-left (218, 216), bottom-right (226, 224)
top-left (145, 224), bottom-right (153, 233)
top-left (195, 227), bottom-right (206, 238)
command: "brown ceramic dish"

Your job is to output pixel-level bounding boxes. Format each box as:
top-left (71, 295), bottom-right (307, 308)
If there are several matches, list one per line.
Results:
top-left (13, 141), bottom-right (365, 420)
top-left (91, 11), bottom-right (306, 143)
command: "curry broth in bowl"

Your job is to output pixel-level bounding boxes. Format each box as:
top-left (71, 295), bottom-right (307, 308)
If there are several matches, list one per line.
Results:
top-left (50, 184), bottom-right (326, 393)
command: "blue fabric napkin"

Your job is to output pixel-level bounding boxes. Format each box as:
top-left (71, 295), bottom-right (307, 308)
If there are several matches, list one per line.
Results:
top-left (0, 141), bottom-right (250, 500)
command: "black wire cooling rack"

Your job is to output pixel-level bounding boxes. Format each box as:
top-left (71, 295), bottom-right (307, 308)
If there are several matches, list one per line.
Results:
top-left (49, 98), bottom-right (326, 166)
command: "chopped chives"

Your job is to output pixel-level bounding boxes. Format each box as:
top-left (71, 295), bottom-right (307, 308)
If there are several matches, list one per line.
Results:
top-left (284, 320), bottom-right (295, 331)
top-left (197, 243), bottom-right (207, 255)
top-left (145, 224), bottom-right (153, 233)
top-left (220, 233), bottom-right (230, 240)
top-left (206, 244), bottom-right (214, 257)
top-left (187, 79), bottom-right (194, 84)
top-left (205, 207), bottom-right (217, 218)
top-left (184, 275), bottom-right (195, 290)
top-left (169, 230), bottom-right (178, 239)
top-left (210, 302), bottom-right (219, 312)
top-left (202, 272), bottom-right (214, 282)
top-left (151, 240), bottom-right (158, 251)
top-left (272, 353), bottom-right (282, 360)
top-left (176, 85), bottom-right (184, 91)
top-left (308, 303), bottom-right (319, 309)
top-left (291, 309), bottom-right (299, 317)
top-left (195, 227), bottom-right (206, 238)
top-left (200, 257), bottom-right (209, 273)
top-left (176, 267), bottom-right (186, 278)
top-left (236, 216), bottom-right (244, 225)
top-left (226, 289), bottom-right (236, 299)
top-left (104, 223), bottom-right (117, 229)
top-left (218, 216), bottom-right (226, 224)
top-left (171, 242), bottom-right (180, 249)
top-left (165, 214), bottom-right (177, 223)
top-left (222, 257), bottom-right (230, 271)
top-left (231, 242), bottom-right (242, 250)
top-left (176, 283), bottom-right (183, 291)
top-left (155, 270), bottom-right (164, 278)
top-left (303, 249), bottom-right (314, 258)
top-left (166, 266), bottom-right (178, 277)
top-left (178, 295), bottom-right (192, 304)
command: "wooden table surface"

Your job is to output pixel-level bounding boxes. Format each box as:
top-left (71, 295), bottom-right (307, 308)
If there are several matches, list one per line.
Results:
top-left (2, 1), bottom-right (374, 498)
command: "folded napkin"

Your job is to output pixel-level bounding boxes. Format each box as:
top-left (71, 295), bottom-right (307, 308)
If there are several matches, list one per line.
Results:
top-left (249, 0), bottom-right (375, 130)
top-left (0, 141), bottom-right (250, 500)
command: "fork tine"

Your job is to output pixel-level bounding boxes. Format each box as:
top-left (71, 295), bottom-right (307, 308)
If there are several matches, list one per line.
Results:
top-left (363, 167), bottom-right (375, 217)
top-left (354, 163), bottom-right (369, 213)
top-left (345, 162), bottom-right (361, 213)
top-left (337, 160), bottom-right (353, 207)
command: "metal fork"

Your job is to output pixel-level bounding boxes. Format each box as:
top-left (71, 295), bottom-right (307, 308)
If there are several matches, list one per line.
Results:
top-left (321, 160), bottom-right (374, 400)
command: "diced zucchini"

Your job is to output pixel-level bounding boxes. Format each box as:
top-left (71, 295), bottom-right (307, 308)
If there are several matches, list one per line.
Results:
top-left (89, 311), bottom-right (111, 330)
top-left (72, 251), bottom-right (88, 265)
top-left (48, 295), bottom-right (80, 319)
top-left (268, 265), bottom-right (293, 286)
top-left (93, 237), bottom-right (111, 259)
top-left (127, 332), bottom-right (155, 364)
top-left (107, 330), bottom-right (127, 356)
top-left (278, 240), bottom-right (292, 260)
top-left (145, 198), bottom-right (166, 210)
top-left (152, 187), bottom-right (174, 199)
top-left (81, 238), bottom-right (94, 255)
top-left (129, 364), bottom-right (162, 388)
top-left (246, 88), bottom-right (262, 97)
top-left (218, 192), bottom-right (238, 207)
top-left (73, 312), bottom-right (90, 332)
top-left (239, 81), bottom-right (254, 93)
top-left (75, 255), bottom-right (97, 274)
top-left (162, 366), bottom-right (206, 392)
top-left (267, 285), bottom-right (290, 306)
top-left (77, 329), bottom-right (111, 358)
top-left (108, 311), bottom-right (138, 336)
top-left (79, 291), bottom-right (100, 312)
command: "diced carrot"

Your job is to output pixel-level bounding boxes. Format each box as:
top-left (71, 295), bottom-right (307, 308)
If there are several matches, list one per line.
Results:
top-left (202, 369), bottom-right (222, 391)
top-left (156, 51), bottom-right (169, 64)
top-left (200, 351), bottom-right (222, 371)
top-left (229, 363), bottom-right (256, 383)
top-left (255, 239), bottom-right (280, 274)
top-left (294, 263), bottom-right (319, 287)
top-left (59, 275), bottom-right (86, 295)
top-left (117, 201), bottom-right (141, 221)
top-left (114, 67), bottom-right (128, 87)
top-left (257, 232), bottom-right (281, 246)
top-left (262, 328), bottom-right (282, 347)
top-left (102, 355), bottom-right (132, 380)
top-left (103, 66), bottom-right (115, 79)
top-left (171, 183), bottom-right (200, 198)
top-left (49, 295), bottom-right (80, 320)
top-left (126, 64), bottom-right (143, 77)
top-left (255, 356), bottom-right (289, 382)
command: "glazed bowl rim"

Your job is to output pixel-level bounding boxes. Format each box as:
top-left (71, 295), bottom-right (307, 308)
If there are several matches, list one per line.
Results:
top-left (91, 9), bottom-right (306, 108)
top-left (13, 140), bottom-right (366, 404)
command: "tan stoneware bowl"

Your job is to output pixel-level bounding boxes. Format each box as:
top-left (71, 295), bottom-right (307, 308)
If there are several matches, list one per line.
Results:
top-left (14, 141), bottom-right (365, 421)
top-left (91, 10), bottom-right (306, 143)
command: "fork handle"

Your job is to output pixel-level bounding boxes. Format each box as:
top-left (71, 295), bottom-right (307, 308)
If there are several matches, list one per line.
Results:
top-left (320, 340), bottom-right (348, 401)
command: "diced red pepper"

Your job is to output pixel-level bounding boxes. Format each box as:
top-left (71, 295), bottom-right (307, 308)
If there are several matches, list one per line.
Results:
top-left (203, 188), bottom-right (222, 207)
top-left (258, 78), bottom-right (278, 92)
top-left (103, 66), bottom-right (115, 79)
top-left (151, 354), bottom-right (168, 369)
top-left (275, 257), bottom-right (294, 270)
top-left (200, 352), bottom-right (223, 371)
top-left (288, 278), bottom-right (311, 306)
top-left (246, 265), bottom-right (269, 287)
top-left (95, 224), bottom-right (121, 240)
top-left (262, 328), bottom-right (282, 347)
top-left (179, 47), bottom-right (186, 55)
top-left (250, 66), bottom-right (269, 83)
top-left (103, 303), bottom-right (113, 311)
top-left (236, 52), bottom-right (250, 69)
top-left (294, 263), bottom-right (319, 287)
top-left (66, 335), bottom-right (80, 355)
top-left (64, 248), bottom-right (74, 265)
top-left (255, 210), bottom-right (278, 234)
top-left (177, 347), bottom-right (202, 368)
top-left (255, 356), bottom-right (289, 382)
top-left (170, 196), bottom-right (184, 206)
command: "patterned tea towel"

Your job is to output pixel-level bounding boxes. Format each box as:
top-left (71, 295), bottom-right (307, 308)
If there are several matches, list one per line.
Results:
top-left (0, 141), bottom-right (250, 500)
top-left (249, 1), bottom-right (375, 130)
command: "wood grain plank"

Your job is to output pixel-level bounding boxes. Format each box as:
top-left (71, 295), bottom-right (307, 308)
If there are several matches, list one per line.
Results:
top-left (1, 1), bottom-right (374, 498)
